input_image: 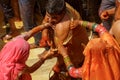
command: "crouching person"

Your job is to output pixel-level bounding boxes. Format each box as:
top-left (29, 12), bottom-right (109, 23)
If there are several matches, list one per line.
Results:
top-left (0, 36), bottom-right (53, 80)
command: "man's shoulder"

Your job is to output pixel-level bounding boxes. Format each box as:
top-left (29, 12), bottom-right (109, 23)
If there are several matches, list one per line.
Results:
top-left (66, 2), bottom-right (81, 20)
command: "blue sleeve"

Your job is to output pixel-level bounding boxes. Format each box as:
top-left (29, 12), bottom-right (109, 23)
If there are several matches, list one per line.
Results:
top-left (99, 0), bottom-right (115, 13)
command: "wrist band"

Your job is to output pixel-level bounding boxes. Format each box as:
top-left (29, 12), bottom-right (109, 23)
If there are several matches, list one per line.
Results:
top-left (95, 25), bottom-right (107, 34)
top-left (67, 64), bottom-right (74, 71)
top-left (82, 21), bottom-right (88, 27)
top-left (92, 23), bottom-right (98, 32)
top-left (64, 56), bottom-right (71, 64)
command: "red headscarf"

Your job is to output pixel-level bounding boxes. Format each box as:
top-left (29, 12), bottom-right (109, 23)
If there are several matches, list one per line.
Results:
top-left (0, 37), bottom-right (31, 80)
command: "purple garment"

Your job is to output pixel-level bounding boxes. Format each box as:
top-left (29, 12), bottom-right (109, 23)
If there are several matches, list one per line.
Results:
top-left (99, 0), bottom-right (115, 31)
top-left (99, 0), bottom-right (115, 14)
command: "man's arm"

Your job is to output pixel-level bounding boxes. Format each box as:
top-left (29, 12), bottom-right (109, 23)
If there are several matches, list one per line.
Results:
top-left (58, 45), bottom-right (82, 78)
top-left (70, 20), bottom-right (108, 35)
top-left (28, 23), bottom-right (50, 37)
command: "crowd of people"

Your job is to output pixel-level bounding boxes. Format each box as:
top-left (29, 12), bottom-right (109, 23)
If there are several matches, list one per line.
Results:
top-left (0, 0), bottom-right (120, 80)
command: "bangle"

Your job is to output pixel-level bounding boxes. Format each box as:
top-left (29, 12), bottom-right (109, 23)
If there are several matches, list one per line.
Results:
top-left (64, 56), bottom-right (71, 66)
top-left (95, 25), bottom-right (107, 34)
top-left (64, 56), bottom-right (74, 71)
top-left (92, 23), bottom-right (98, 32)
top-left (67, 64), bottom-right (74, 71)
top-left (82, 21), bottom-right (88, 27)
top-left (64, 56), bottom-right (70, 63)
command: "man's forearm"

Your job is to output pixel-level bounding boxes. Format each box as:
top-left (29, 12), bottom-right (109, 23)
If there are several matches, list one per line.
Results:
top-left (29, 23), bottom-right (52, 36)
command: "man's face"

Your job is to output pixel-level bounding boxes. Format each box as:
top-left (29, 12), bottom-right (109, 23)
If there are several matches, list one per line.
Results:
top-left (45, 12), bottom-right (63, 24)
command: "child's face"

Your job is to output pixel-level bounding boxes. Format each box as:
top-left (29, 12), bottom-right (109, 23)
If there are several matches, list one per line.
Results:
top-left (45, 12), bottom-right (63, 24)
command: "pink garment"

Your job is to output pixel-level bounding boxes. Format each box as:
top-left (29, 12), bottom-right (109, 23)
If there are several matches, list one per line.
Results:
top-left (0, 37), bottom-right (31, 80)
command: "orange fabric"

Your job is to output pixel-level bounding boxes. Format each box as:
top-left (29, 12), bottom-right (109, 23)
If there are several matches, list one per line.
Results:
top-left (82, 32), bottom-right (120, 80)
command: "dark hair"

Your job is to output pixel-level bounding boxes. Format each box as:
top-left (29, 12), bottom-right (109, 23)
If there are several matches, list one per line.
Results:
top-left (46, 0), bottom-right (66, 14)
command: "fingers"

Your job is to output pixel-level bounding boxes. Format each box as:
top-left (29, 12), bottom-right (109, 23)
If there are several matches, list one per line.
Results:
top-left (100, 11), bottom-right (109, 20)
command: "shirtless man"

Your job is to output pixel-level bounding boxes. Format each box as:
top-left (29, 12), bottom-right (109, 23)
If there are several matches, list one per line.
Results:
top-left (21, 0), bottom-right (89, 79)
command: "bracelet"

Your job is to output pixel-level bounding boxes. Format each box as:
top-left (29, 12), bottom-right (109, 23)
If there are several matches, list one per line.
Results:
top-left (82, 21), bottom-right (88, 27)
top-left (92, 23), bottom-right (98, 32)
top-left (67, 64), bottom-right (74, 71)
top-left (95, 25), bottom-right (107, 34)
top-left (64, 56), bottom-right (72, 66)
top-left (64, 56), bottom-right (71, 63)
top-left (64, 56), bottom-right (74, 71)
